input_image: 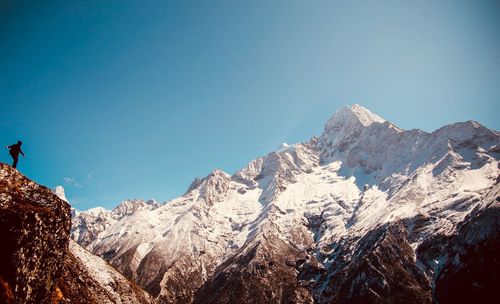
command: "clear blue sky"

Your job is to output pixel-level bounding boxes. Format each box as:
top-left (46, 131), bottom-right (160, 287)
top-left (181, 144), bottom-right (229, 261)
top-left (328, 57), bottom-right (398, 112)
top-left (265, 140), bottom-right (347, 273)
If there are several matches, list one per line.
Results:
top-left (1, 0), bottom-right (499, 210)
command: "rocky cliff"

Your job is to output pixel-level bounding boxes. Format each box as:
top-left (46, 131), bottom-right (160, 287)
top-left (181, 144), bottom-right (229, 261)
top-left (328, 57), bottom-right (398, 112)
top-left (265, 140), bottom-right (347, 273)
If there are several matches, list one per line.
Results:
top-left (0, 163), bottom-right (156, 304)
top-left (0, 162), bottom-right (71, 304)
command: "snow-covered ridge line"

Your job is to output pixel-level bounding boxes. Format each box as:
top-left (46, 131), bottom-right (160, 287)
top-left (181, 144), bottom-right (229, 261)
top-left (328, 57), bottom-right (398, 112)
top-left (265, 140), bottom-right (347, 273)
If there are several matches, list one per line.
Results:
top-left (68, 104), bottom-right (500, 303)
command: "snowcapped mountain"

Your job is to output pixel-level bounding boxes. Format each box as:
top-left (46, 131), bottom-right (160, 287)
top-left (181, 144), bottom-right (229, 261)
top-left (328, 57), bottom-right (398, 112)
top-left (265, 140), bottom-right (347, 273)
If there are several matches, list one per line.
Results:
top-left (54, 185), bottom-right (80, 218)
top-left (71, 198), bottom-right (161, 248)
top-left (54, 185), bottom-right (68, 202)
top-left (71, 104), bottom-right (500, 303)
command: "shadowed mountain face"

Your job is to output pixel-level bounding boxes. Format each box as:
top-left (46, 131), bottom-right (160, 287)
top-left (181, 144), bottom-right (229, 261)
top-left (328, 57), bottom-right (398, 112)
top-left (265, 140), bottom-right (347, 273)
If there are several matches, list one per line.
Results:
top-left (194, 233), bottom-right (314, 304)
top-left (419, 187), bottom-right (500, 304)
top-left (313, 222), bottom-right (432, 304)
top-left (0, 163), bottom-right (156, 304)
top-left (70, 105), bottom-right (500, 303)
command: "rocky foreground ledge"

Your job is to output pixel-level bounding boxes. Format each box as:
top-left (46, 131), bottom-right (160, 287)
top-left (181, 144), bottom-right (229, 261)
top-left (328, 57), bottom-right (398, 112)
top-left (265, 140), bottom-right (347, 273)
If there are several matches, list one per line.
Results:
top-left (0, 163), bottom-right (156, 304)
top-left (0, 163), bottom-right (70, 303)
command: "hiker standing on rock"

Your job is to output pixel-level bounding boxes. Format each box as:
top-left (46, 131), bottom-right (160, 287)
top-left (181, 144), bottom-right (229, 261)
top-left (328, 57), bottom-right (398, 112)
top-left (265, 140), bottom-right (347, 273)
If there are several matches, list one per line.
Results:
top-left (6, 141), bottom-right (25, 169)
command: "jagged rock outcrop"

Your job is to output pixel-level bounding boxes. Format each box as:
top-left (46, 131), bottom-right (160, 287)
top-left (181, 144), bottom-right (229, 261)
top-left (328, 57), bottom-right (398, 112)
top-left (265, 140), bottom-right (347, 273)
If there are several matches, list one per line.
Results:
top-left (0, 163), bottom-right (156, 304)
top-left (185, 169), bottom-right (231, 205)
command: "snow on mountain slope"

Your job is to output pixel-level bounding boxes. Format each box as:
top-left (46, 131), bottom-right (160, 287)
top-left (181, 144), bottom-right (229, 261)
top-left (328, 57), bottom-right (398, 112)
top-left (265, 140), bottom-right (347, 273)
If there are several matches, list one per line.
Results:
top-left (57, 240), bottom-right (156, 304)
top-left (71, 104), bottom-right (500, 303)
top-left (71, 198), bottom-right (161, 248)
top-left (54, 185), bottom-right (68, 202)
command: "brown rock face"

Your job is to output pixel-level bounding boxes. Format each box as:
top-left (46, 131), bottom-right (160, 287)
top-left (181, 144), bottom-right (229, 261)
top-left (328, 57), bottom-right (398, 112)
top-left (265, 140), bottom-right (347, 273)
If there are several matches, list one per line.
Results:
top-left (0, 163), bottom-right (71, 304)
top-left (0, 163), bottom-right (157, 304)
top-left (55, 250), bottom-right (111, 304)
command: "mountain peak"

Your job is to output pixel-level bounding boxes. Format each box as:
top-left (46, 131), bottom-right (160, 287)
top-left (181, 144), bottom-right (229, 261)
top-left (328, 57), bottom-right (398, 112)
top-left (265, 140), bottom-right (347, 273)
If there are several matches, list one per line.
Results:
top-left (209, 168), bottom-right (230, 178)
top-left (325, 104), bottom-right (385, 129)
top-left (319, 104), bottom-right (388, 157)
top-left (53, 185), bottom-right (68, 202)
top-left (350, 104), bottom-right (386, 125)
top-left (185, 169), bottom-right (231, 198)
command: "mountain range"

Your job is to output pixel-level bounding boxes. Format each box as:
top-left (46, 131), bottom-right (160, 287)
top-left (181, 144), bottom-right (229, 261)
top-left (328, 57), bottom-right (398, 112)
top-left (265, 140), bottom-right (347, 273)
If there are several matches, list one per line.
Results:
top-left (68, 104), bottom-right (500, 303)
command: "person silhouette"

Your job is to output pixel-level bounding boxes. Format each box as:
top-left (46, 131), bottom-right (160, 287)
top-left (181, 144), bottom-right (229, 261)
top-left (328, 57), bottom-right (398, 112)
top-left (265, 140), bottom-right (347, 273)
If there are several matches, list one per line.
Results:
top-left (6, 141), bottom-right (25, 169)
